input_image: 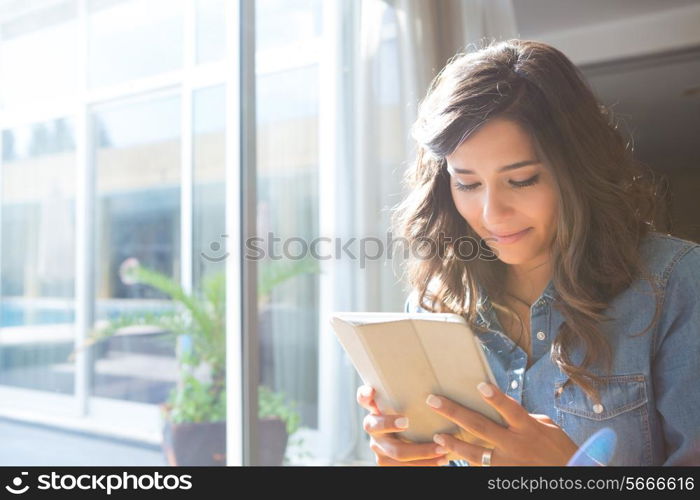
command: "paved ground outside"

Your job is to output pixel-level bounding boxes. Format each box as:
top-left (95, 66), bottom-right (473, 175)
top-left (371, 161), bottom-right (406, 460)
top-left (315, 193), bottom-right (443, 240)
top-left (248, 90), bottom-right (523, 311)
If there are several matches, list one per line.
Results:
top-left (0, 418), bottom-right (166, 466)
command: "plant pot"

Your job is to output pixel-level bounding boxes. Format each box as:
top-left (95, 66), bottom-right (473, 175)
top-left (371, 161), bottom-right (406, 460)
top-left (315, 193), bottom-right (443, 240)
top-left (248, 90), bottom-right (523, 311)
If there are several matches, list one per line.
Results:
top-left (160, 405), bottom-right (289, 466)
top-left (258, 417), bottom-right (289, 466)
top-left (161, 404), bottom-right (226, 466)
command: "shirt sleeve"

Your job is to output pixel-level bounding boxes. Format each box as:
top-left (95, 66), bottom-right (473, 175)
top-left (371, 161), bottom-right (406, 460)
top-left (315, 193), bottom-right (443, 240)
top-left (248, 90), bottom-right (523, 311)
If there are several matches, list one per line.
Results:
top-left (652, 245), bottom-right (700, 465)
top-left (404, 290), bottom-right (422, 313)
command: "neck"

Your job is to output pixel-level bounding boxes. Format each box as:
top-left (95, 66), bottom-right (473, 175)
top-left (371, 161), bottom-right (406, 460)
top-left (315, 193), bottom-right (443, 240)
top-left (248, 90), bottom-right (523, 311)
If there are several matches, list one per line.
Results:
top-left (505, 257), bottom-right (553, 306)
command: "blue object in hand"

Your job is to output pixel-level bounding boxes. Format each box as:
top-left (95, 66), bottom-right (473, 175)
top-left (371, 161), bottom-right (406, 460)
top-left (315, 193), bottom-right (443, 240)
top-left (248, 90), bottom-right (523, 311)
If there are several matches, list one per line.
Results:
top-left (566, 428), bottom-right (617, 466)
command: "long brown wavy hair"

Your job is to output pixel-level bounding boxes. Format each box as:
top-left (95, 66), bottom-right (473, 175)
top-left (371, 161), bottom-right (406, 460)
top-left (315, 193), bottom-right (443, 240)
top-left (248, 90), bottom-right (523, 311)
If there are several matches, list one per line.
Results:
top-left (391, 39), bottom-right (667, 405)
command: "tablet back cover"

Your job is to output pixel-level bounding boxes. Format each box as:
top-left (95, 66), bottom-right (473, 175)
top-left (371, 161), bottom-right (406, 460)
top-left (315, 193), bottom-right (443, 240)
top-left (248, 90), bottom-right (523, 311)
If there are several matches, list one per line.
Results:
top-left (330, 313), bottom-right (504, 459)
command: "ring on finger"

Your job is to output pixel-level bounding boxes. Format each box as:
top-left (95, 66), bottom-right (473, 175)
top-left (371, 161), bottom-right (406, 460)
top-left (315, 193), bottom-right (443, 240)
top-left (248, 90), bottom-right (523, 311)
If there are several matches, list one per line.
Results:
top-left (481, 448), bottom-right (493, 466)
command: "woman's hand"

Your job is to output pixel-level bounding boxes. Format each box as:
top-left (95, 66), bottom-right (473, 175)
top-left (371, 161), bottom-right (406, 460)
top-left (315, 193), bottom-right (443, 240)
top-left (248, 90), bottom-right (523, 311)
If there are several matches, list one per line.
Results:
top-left (426, 382), bottom-right (579, 466)
top-left (356, 385), bottom-right (450, 466)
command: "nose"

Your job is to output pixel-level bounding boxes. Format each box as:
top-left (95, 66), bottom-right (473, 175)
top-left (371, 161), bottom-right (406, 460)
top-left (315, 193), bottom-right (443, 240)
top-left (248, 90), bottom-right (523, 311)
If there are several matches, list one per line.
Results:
top-left (482, 185), bottom-right (515, 227)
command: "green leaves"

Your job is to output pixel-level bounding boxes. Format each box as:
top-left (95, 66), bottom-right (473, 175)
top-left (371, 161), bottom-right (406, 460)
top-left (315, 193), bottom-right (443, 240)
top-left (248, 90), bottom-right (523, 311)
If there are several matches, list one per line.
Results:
top-left (258, 385), bottom-right (301, 435)
top-left (168, 373), bottom-right (226, 424)
top-left (85, 256), bottom-right (318, 430)
top-left (123, 265), bottom-right (219, 359)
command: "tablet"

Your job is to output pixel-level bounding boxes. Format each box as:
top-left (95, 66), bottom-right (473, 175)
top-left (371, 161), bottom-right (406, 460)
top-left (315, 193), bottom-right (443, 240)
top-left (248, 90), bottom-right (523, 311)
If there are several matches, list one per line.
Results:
top-left (330, 311), bottom-right (505, 460)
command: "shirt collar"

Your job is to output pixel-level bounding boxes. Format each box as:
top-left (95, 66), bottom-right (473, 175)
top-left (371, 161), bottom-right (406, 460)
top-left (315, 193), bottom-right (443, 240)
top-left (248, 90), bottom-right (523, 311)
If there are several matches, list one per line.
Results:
top-left (474, 278), bottom-right (557, 327)
top-left (541, 279), bottom-right (557, 301)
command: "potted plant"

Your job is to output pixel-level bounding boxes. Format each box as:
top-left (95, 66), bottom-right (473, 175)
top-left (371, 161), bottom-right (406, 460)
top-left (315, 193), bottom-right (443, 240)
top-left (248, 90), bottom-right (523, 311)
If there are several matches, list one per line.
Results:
top-left (84, 255), bottom-right (318, 465)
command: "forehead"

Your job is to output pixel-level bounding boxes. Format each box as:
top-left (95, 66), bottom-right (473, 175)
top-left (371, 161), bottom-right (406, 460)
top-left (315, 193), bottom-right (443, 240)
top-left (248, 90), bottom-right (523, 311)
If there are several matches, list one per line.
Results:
top-left (447, 118), bottom-right (536, 166)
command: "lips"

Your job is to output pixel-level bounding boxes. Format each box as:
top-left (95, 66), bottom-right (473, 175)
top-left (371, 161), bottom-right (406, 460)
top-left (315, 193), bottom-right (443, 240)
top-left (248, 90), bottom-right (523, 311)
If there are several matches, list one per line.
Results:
top-left (489, 228), bottom-right (531, 238)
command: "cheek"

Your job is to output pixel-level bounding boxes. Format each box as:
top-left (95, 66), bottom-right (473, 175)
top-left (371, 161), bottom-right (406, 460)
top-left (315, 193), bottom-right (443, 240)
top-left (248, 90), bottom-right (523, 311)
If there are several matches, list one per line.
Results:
top-left (451, 190), bottom-right (480, 224)
top-left (451, 187), bottom-right (559, 229)
top-left (524, 187), bottom-right (559, 228)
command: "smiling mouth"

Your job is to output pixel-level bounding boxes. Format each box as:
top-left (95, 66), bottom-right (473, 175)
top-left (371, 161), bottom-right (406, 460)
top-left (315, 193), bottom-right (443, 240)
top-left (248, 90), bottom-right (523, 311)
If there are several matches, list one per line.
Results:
top-left (489, 228), bottom-right (531, 238)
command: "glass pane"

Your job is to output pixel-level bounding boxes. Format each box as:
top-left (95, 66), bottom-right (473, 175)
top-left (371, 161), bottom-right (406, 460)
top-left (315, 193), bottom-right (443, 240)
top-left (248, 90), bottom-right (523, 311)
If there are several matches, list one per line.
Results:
top-left (257, 66), bottom-right (319, 124)
top-left (255, 0), bottom-right (322, 466)
top-left (196, 0), bottom-right (226, 64)
top-left (91, 95), bottom-right (180, 405)
top-left (88, 0), bottom-right (184, 88)
top-left (193, 85), bottom-right (226, 291)
top-left (352, 5), bottom-right (407, 466)
top-left (257, 0), bottom-right (322, 51)
top-left (0, 1), bottom-right (79, 107)
top-left (187, 85), bottom-right (227, 466)
top-left (0, 118), bottom-right (77, 394)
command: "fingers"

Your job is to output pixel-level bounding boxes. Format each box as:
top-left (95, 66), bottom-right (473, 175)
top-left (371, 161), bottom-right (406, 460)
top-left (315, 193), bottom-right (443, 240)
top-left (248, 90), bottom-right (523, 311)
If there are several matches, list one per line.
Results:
top-left (425, 393), bottom-right (507, 447)
top-left (363, 413), bottom-right (409, 435)
top-left (433, 433), bottom-right (496, 466)
top-left (357, 385), bottom-right (446, 465)
top-left (357, 385), bottom-right (410, 438)
top-left (374, 454), bottom-right (451, 466)
top-left (530, 413), bottom-right (556, 425)
top-left (356, 385), bottom-right (381, 415)
top-left (530, 416), bottom-right (559, 430)
top-left (370, 434), bottom-right (450, 464)
top-left (475, 382), bottom-right (531, 429)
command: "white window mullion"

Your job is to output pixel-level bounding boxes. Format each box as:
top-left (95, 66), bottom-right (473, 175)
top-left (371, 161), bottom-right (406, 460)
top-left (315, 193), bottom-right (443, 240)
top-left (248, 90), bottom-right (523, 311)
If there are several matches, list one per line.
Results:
top-left (225, 0), bottom-right (244, 466)
top-left (181, 0), bottom-right (196, 295)
top-left (0, 18), bottom-right (4, 332)
top-left (318, 0), bottom-right (346, 466)
top-left (74, 0), bottom-right (92, 418)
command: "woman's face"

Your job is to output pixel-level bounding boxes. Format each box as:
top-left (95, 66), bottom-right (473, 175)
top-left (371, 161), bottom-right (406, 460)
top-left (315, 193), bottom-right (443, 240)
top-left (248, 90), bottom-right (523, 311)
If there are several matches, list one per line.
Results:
top-left (446, 117), bottom-right (559, 266)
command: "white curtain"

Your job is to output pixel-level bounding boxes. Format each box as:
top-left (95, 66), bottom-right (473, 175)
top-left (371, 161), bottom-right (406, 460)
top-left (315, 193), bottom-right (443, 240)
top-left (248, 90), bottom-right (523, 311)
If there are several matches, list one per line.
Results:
top-left (356, 0), bottom-right (518, 316)
top-left (395, 0), bottom-right (518, 129)
top-left (318, 0), bottom-right (517, 464)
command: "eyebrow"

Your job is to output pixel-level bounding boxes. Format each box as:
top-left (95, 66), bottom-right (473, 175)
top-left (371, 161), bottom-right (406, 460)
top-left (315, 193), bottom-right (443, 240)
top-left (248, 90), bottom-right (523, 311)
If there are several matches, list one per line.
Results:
top-left (447, 160), bottom-right (540, 175)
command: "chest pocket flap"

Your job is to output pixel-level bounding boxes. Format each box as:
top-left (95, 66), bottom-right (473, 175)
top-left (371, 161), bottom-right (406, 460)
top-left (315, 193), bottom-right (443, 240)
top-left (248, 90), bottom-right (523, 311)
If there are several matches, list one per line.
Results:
top-left (554, 374), bottom-right (648, 420)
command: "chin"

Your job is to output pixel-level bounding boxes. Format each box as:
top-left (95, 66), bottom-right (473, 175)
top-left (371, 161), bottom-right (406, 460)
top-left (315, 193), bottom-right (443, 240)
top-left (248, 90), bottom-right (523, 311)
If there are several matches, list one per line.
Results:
top-left (494, 254), bottom-right (527, 265)
top-left (490, 245), bottom-right (539, 265)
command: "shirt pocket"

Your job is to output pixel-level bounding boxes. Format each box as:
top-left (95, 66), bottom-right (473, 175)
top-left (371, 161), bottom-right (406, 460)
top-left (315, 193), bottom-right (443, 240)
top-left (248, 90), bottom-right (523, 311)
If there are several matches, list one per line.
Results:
top-left (554, 373), bottom-right (647, 420)
top-left (554, 373), bottom-right (651, 465)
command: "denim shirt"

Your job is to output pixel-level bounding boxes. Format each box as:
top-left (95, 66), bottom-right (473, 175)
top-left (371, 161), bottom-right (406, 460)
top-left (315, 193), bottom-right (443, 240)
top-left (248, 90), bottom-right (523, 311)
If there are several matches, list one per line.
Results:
top-left (404, 232), bottom-right (700, 466)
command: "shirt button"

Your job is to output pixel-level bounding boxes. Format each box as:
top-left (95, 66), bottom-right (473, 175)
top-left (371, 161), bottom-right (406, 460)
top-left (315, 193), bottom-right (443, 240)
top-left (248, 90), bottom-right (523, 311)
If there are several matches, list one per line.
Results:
top-left (536, 331), bottom-right (546, 341)
top-left (593, 403), bottom-right (604, 414)
top-left (510, 380), bottom-right (519, 390)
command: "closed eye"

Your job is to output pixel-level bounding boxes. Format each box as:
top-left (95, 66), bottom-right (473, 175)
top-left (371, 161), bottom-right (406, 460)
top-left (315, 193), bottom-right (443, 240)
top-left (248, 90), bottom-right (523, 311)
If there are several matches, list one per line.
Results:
top-left (454, 174), bottom-right (540, 192)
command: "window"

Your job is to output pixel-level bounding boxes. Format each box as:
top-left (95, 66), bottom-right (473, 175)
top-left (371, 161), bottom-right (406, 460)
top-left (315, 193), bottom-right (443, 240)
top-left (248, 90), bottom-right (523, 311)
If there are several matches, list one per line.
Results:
top-left (254, 0), bottom-right (323, 465)
top-left (87, 0), bottom-right (184, 88)
top-left (0, 0), bottom-right (409, 466)
top-left (0, 118), bottom-right (77, 395)
top-left (91, 95), bottom-right (181, 404)
top-left (0, 0), bottom-right (230, 464)
top-left (0, 1), bottom-right (79, 107)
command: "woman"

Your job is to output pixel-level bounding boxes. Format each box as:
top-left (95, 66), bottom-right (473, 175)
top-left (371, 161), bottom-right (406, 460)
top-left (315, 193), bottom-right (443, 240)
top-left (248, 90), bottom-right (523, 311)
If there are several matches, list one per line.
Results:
top-left (356, 39), bottom-right (700, 466)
